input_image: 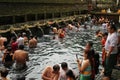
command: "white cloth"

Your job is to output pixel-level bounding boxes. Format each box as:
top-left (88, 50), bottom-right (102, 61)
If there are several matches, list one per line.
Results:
top-left (105, 32), bottom-right (118, 54)
top-left (16, 37), bottom-right (24, 46)
top-left (59, 67), bottom-right (76, 80)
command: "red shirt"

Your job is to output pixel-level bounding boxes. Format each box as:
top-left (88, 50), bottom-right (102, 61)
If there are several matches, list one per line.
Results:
top-left (11, 42), bottom-right (18, 53)
top-left (101, 38), bottom-right (106, 47)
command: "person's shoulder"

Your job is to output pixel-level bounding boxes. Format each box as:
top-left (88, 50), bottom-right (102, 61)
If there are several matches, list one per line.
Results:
top-left (44, 66), bottom-right (52, 72)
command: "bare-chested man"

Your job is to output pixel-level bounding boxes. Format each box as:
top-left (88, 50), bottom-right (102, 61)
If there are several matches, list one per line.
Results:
top-left (0, 35), bottom-right (7, 50)
top-left (29, 35), bottom-right (37, 48)
top-left (13, 45), bottom-right (29, 70)
top-left (42, 64), bottom-right (60, 80)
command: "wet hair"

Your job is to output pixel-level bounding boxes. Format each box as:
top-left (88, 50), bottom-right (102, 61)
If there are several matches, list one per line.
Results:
top-left (18, 33), bottom-right (22, 37)
top-left (18, 45), bottom-right (24, 50)
top-left (0, 68), bottom-right (9, 77)
top-left (86, 49), bottom-right (95, 75)
top-left (61, 62), bottom-right (68, 69)
top-left (7, 46), bottom-right (12, 51)
top-left (30, 35), bottom-right (34, 39)
top-left (53, 64), bottom-right (60, 71)
top-left (102, 32), bottom-right (108, 37)
top-left (87, 41), bottom-right (93, 47)
top-left (66, 69), bottom-right (75, 80)
top-left (96, 30), bottom-right (100, 35)
top-left (12, 37), bottom-right (17, 41)
top-left (34, 36), bottom-right (37, 40)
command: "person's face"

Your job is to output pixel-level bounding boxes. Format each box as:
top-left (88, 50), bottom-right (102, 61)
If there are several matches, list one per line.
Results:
top-left (103, 35), bottom-right (107, 39)
top-left (85, 43), bottom-right (91, 50)
top-left (53, 69), bottom-right (59, 74)
top-left (107, 26), bottom-right (113, 33)
top-left (62, 67), bottom-right (67, 71)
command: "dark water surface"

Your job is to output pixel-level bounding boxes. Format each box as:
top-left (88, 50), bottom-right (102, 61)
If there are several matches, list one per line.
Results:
top-left (8, 25), bottom-right (103, 80)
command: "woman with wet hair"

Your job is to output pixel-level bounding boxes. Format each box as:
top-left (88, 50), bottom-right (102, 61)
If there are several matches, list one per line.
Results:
top-left (77, 49), bottom-right (94, 80)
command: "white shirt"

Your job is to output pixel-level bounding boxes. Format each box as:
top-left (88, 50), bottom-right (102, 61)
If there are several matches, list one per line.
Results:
top-left (59, 67), bottom-right (76, 80)
top-left (105, 32), bottom-right (118, 54)
top-left (16, 37), bottom-right (24, 46)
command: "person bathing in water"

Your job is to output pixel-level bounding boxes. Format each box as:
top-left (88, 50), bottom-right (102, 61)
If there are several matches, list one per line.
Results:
top-left (13, 45), bottom-right (29, 70)
top-left (42, 64), bottom-right (60, 80)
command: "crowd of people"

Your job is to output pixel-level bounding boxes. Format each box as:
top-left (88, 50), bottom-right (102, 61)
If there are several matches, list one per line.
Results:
top-left (0, 32), bottom-right (38, 80)
top-left (42, 16), bottom-right (120, 80)
top-left (0, 16), bottom-right (120, 80)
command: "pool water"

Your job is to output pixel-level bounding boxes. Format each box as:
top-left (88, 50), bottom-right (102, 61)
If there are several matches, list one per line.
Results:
top-left (8, 25), bottom-right (103, 80)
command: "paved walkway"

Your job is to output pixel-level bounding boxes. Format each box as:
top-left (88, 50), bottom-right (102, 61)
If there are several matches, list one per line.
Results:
top-left (96, 66), bottom-right (120, 80)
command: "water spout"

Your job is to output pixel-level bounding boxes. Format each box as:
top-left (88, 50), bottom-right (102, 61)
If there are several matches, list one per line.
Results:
top-left (35, 22), bottom-right (44, 35)
top-left (27, 28), bottom-right (32, 36)
top-left (22, 25), bottom-right (33, 36)
top-left (10, 26), bottom-right (18, 38)
top-left (11, 31), bottom-right (18, 38)
top-left (38, 27), bottom-right (44, 35)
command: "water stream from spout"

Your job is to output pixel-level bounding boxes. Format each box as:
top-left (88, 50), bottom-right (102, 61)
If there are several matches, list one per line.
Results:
top-left (27, 29), bottom-right (32, 36)
top-left (12, 31), bottom-right (18, 38)
top-left (38, 27), bottom-right (44, 35)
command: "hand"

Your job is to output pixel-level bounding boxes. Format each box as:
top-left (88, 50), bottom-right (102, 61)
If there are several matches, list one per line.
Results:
top-left (76, 59), bottom-right (81, 64)
top-left (106, 53), bottom-right (110, 57)
top-left (76, 59), bottom-right (79, 63)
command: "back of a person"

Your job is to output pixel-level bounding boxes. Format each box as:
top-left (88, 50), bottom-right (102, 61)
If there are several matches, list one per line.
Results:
top-left (13, 49), bottom-right (28, 70)
top-left (29, 39), bottom-right (35, 48)
top-left (14, 50), bottom-right (27, 64)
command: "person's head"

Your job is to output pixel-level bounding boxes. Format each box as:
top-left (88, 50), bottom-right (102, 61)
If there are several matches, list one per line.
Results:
top-left (0, 68), bottom-right (9, 78)
top-left (11, 37), bottom-right (17, 42)
top-left (30, 35), bottom-right (34, 39)
top-left (107, 24), bottom-right (117, 33)
top-left (85, 41), bottom-right (93, 51)
top-left (61, 62), bottom-right (68, 71)
top-left (96, 30), bottom-right (100, 35)
top-left (83, 49), bottom-right (90, 59)
top-left (18, 45), bottom-right (24, 50)
top-left (66, 69), bottom-right (75, 80)
top-left (53, 27), bottom-right (57, 33)
top-left (18, 33), bottom-right (22, 37)
top-left (7, 46), bottom-right (12, 52)
top-left (53, 64), bottom-right (60, 74)
top-left (102, 32), bottom-right (108, 39)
